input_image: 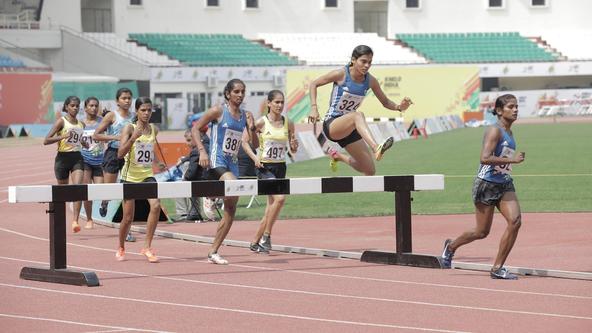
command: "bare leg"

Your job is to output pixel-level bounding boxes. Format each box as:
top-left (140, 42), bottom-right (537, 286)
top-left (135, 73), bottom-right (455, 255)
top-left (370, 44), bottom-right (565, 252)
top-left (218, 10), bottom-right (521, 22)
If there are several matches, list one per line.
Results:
top-left (143, 198), bottom-right (161, 249)
top-left (253, 196), bottom-right (273, 244)
top-left (119, 199), bottom-right (135, 249)
top-left (328, 112), bottom-right (379, 151)
top-left (209, 172), bottom-right (239, 255)
top-left (492, 192), bottom-right (522, 269)
top-left (449, 202), bottom-right (495, 253)
top-left (82, 168), bottom-right (94, 228)
top-left (341, 140), bottom-right (376, 175)
top-left (253, 194), bottom-right (285, 243)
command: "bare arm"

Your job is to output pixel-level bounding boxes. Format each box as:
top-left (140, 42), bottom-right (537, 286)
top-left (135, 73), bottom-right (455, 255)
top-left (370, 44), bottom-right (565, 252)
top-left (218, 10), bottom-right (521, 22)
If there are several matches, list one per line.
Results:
top-left (43, 118), bottom-right (67, 145)
top-left (92, 112), bottom-right (118, 142)
top-left (307, 69), bottom-right (345, 123)
top-left (288, 119), bottom-right (298, 153)
top-left (241, 128), bottom-right (262, 168)
top-left (480, 126), bottom-right (525, 165)
top-left (117, 124), bottom-right (141, 159)
top-left (191, 106), bottom-right (222, 169)
top-left (369, 75), bottom-right (413, 112)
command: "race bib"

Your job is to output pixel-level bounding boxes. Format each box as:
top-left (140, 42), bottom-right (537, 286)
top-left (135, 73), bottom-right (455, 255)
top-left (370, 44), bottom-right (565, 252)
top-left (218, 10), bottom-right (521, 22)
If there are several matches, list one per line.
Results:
top-left (494, 146), bottom-right (515, 175)
top-left (263, 140), bottom-right (286, 162)
top-left (65, 127), bottom-right (84, 149)
top-left (82, 129), bottom-right (102, 155)
top-left (222, 129), bottom-right (242, 156)
top-left (337, 92), bottom-right (364, 114)
top-left (134, 142), bottom-right (154, 167)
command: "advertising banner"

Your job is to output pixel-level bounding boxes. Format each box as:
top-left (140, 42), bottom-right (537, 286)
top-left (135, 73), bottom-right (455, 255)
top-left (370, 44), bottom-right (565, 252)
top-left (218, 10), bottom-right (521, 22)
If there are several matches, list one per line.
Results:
top-left (0, 73), bottom-right (52, 125)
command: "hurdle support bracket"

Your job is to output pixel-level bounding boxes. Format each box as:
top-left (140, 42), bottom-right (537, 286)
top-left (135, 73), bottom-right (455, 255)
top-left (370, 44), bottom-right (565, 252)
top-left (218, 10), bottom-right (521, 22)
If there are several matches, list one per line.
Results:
top-left (360, 251), bottom-right (444, 268)
top-left (19, 201), bottom-right (100, 287)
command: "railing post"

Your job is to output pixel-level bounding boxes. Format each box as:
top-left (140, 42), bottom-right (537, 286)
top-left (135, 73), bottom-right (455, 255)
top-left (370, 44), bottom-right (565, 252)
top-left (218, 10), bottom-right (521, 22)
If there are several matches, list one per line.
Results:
top-left (49, 202), bottom-right (67, 270)
top-left (395, 191), bottom-right (412, 253)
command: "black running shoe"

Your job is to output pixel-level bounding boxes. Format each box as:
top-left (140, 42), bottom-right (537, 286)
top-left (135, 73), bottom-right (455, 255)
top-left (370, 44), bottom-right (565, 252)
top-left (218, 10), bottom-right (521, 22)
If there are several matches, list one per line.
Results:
top-left (440, 239), bottom-right (454, 269)
top-left (125, 232), bottom-right (136, 242)
top-left (259, 235), bottom-right (272, 252)
top-left (249, 242), bottom-right (269, 254)
top-left (99, 201), bottom-right (108, 217)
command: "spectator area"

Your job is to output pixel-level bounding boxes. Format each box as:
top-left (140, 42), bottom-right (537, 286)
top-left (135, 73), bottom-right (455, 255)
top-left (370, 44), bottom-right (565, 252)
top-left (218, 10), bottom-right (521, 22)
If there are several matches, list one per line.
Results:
top-left (397, 32), bottom-right (559, 63)
top-left (0, 54), bottom-right (25, 68)
top-left (538, 31), bottom-right (592, 61)
top-left (84, 33), bottom-right (181, 66)
top-left (258, 33), bottom-right (427, 65)
top-left (128, 33), bottom-right (299, 67)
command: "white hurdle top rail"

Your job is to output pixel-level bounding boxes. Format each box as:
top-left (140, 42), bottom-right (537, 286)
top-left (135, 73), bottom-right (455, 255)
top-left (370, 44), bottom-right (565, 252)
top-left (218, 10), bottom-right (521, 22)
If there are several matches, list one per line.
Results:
top-left (9, 175), bottom-right (444, 203)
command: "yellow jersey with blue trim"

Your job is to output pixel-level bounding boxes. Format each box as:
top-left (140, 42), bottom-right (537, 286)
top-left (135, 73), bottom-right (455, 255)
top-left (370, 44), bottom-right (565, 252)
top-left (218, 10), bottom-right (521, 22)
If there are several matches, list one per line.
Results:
top-left (258, 115), bottom-right (289, 163)
top-left (57, 116), bottom-right (84, 152)
top-left (121, 124), bottom-right (156, 183)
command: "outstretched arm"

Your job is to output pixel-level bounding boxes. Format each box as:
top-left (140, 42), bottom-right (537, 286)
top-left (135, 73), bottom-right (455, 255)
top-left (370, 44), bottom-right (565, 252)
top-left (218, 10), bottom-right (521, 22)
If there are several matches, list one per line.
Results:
top-left (308, 69), bottom-right (344, 123)
top-left (369, 75), bottom-right (413, 112)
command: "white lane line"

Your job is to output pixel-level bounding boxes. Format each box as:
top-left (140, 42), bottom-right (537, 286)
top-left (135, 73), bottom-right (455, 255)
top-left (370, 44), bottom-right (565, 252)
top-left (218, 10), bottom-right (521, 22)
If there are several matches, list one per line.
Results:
top-left (447, 174), bottom-right (592, 178)
top-left (0, 283), bottom-right (467, 333)
top-left (0, 313), bottom-right (172, 333)
top-left (1, 256), bottom-right (591, 322)
top-left (0, 171), bottom-right (55, 182)
top-left (1, 226), bottom-right (590, 302)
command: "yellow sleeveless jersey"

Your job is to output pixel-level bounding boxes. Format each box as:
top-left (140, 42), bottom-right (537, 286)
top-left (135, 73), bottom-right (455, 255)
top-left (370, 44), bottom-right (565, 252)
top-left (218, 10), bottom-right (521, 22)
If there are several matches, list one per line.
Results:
top-left (121, 124), bottom-right (156, 183)
top-left (57, 116), bottom-right (84, 152)
top-left (258, 115), bottom-right (289, 163)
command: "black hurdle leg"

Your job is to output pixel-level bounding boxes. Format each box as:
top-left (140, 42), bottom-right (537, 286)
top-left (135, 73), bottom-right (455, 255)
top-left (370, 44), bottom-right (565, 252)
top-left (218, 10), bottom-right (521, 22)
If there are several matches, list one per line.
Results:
top-left (20, 202), bottom-right (100, 286)
top-left (361, 191), bottom-right (444, 268)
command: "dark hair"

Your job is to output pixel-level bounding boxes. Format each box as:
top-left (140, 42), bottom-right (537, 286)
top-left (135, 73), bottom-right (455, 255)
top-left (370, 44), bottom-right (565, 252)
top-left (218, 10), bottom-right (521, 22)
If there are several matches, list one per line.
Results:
top-left (493, 94), bottom-right (517, 116)
top-left (223, 79), bottom-right (246, 101)
top-left (116, 87), bottom-right (133, 100)
top-left (62, 96), bottom-right (80, 112)
top-left (84, 96), bottom-right (99, 107)
top-left (266, 90), bottom-right (284, 114)
top-left (349, 45), bottom-right (373, 66)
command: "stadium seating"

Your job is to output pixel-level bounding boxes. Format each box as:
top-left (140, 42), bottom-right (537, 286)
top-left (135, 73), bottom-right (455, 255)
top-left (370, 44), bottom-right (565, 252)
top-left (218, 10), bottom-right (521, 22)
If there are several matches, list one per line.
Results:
top-left (84, 33), bottom-right (181, 66)
top-left (258, 33), bottom-right (427, 65)
top-left (128, 33), bottom-right (299, 67)
top-left (397, 32), bottom-right (559, 63)
top-left (0, 54), bottom-right (25, 68)
top-left (538, 31), bottom-right (592, 61)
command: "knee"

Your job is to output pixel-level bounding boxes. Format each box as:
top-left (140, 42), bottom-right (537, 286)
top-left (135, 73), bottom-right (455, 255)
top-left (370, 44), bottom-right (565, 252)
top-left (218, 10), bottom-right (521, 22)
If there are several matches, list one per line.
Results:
top-left (364, 167), bottom-right (376, 176)
top-left (474, 229), bottom-right (489, 239)
top-left (150, 202), bottom-right (161, 213)
top-left (510, 215), bottom-right (522, 230)
top-left (275, 195), bottom-right (286, 206)
top-left (224, 197), bottom-right (238, 214)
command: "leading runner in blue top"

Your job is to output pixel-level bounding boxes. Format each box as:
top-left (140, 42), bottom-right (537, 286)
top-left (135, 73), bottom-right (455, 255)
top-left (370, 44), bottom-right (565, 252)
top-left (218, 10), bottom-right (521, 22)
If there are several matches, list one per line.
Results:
top-left (191, 78), bottom-right (257, 265)
top-left (307, 45), bottom-right (413, 175)
top-left (441, 94), bottom-right (526, 280)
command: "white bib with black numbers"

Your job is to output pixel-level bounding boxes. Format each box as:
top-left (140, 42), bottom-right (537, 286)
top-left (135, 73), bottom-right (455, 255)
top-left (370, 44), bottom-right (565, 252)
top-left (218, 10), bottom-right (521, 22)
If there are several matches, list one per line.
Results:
top-left (262, 140), bottom-right (286, 162)
top-left (337, 92), bottom-right (365, 114)
top-left (134, 142), bottom-right (154, 167)
top-left (222, 129), bottom-right (242, 156)
top-left (65, 127), bottom-right (84, 149)
top-left (82, 129), bottom-right (101, 155)
top-left (494, 146), bottom-right (515, 175)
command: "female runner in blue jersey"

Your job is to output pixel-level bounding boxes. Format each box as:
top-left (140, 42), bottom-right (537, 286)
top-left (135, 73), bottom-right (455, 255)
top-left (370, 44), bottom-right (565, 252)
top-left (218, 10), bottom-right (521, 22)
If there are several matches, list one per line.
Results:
top-left (191, 79), bottom-right (257, 265)
top-left (441, 94), bottom-right (525, 279)
top-left (307, 45), bottom-right (413, 175)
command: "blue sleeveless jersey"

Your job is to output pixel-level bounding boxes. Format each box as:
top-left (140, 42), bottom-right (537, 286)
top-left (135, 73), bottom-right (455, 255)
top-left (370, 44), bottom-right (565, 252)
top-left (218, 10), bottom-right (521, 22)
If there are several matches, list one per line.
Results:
top-left (324, 66), bottom-right (370, 120)
top-left (81, 117), bottom-right (105, 166)
top-left (107, 111), bottom-right (134, 149)
top-left (209, 104), bottom-right (247, 176)
top-left (477, 125), bottom-right (517, 184)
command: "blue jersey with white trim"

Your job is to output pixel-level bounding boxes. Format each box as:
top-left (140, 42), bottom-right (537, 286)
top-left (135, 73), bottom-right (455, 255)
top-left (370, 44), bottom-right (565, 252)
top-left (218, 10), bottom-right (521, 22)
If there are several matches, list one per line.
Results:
top-left (476, 125), bottom-right (516, 184)
top-left (107, 111), bottom-right (134, 149)
top-left (209, 104), bottom-right (247, 170)
top-left (324, 66), bottom-right (370, 120)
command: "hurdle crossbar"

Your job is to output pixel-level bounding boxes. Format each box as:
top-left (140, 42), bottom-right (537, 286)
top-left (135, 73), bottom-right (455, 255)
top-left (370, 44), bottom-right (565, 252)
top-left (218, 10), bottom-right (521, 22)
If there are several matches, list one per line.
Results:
top-left (9, 174), bottom-right (445, 286)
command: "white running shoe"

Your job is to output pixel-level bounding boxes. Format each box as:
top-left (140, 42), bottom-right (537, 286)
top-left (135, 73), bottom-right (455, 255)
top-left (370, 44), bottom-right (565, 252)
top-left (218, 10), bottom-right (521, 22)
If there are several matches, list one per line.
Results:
top-left (208, 252), bottom-right (228, 265)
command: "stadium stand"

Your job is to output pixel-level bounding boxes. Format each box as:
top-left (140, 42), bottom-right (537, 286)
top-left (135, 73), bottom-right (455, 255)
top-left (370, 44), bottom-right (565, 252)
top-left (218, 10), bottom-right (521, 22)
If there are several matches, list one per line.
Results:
top-left (84, 33), bottom-right (181, 67)
top-left (397, 32), bottom-right (559, 63)
top-left (0, 54), bottom-right (25, 68)
top-left (258, 33), bottom-right (427, 65)
top-left (538, 31), bottom-right (592, 61)
top-left (128, 33), bottom-right (299, 67)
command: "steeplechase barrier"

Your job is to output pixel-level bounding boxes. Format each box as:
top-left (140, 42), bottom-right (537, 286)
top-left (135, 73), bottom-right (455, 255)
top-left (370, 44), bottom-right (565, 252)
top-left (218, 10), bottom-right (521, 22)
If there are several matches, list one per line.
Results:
top-left (9, 174), bottom-right (445, 286)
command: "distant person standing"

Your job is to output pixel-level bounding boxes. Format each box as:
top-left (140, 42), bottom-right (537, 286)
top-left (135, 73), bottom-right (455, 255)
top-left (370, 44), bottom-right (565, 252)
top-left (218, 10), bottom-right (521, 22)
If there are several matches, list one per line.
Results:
top-left (441, 94), bottom-right (525, 280)
top-left (307, 45), bottom-right (413, 175)
top-left (43, 96), bottom-right (86, 233)
top-left (242, 90), bottom-right (298, 253)
top-left (75, 97), bottom-right (105, 229)
top-left (93, 88), bottom-right (137, 242)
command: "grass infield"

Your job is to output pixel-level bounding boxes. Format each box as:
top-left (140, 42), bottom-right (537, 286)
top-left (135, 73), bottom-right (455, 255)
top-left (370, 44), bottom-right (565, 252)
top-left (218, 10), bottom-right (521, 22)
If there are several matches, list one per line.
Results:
top-left (164, 122), bottom-right (592, 220)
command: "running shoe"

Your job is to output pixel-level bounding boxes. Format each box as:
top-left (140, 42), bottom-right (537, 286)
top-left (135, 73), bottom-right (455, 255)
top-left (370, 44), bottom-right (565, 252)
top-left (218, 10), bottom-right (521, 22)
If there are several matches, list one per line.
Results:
top-left (440, 239), bottom-right (454, 269)
top-left (259, 235), bottom-right (272, 252)
top-left (490, 267), bottom-right (518, 280)
top-left (71, 221), bottom-right (81, 233)
top-left (125, 232), bottom-right (136, 242)
top-left (99, 201), bottom-right (108, 217)
top-left (115, 247), bottom-right (125, 261)
top-left (250, 242), bottom-right (269, 254)
top-left (140, 248), bottom-right (159, 263)
top-left (374, 136), bottom-right (394, 161)
top-left (208, 252), bottom-right (229, 265)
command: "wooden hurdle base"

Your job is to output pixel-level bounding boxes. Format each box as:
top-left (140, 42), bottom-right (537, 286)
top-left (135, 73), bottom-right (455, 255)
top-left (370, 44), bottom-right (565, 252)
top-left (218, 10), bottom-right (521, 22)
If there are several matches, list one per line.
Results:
top-left (20, 267), bottom-right (99, 287)
top-left (360, 251), bottom-right (444, 269)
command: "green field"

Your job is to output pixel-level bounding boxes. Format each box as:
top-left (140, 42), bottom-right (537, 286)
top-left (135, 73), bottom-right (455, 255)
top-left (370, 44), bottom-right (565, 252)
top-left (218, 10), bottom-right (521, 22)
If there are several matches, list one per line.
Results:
top-left (165, 122), bottom-right (592, 220)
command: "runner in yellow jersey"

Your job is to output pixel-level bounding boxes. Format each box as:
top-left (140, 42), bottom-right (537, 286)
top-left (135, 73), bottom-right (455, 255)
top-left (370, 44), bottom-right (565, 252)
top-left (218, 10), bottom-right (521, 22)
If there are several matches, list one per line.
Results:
top-left (243, 90), bottom-right (298, 253)
top-left (116, 97), bottom-right (165, 263)
top-left (43, 96), bottom-right (87, 233)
